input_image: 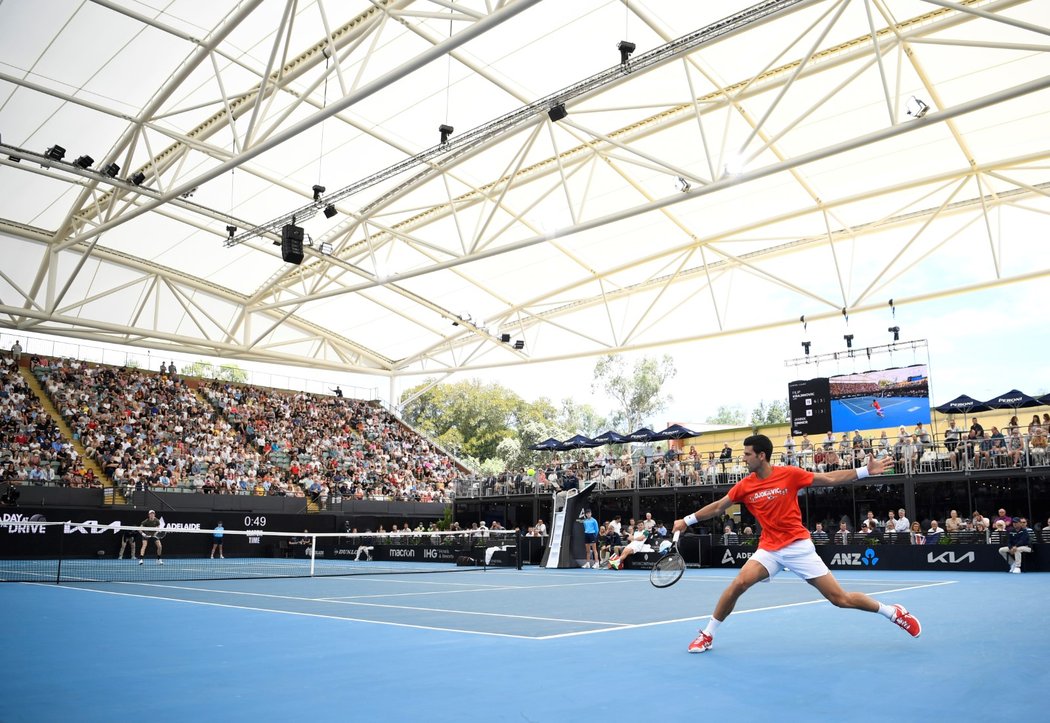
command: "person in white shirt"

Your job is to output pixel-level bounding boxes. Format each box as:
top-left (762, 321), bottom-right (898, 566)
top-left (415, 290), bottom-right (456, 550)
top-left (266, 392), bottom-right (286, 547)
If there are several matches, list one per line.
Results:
top-left (534, 519), bottom-right (547, 536)
top-left (894, 508), bottom-right (910, 533)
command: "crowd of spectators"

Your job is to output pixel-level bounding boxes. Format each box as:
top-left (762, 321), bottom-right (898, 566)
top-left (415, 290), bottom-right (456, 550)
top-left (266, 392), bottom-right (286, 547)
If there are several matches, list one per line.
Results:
top-left (202, 382), bottom-right (456, 505)
top-left (1, 355), bottom-right (94, 487)
top-left (802, 507), bottom-right (1050, 547)
top-left (34, 358), bottom-right (253, 498)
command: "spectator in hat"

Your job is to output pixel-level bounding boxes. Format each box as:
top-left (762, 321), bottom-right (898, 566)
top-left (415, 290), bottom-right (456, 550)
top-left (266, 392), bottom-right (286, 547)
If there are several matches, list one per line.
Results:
top-left (999, 517), bottom-right (1031, 573)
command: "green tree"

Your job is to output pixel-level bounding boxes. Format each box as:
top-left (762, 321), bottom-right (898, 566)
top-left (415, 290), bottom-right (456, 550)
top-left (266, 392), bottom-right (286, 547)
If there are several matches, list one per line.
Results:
top-left (557, 398), bottom-right (606, 437)
top-left (400, 378), bottom-right (523, 461)
top-left (706, 404), bottom-right (746, 425)
top-left (750, 399), bottom-right (789, 426)
top-left (592, 354), bottom-right (676, 431)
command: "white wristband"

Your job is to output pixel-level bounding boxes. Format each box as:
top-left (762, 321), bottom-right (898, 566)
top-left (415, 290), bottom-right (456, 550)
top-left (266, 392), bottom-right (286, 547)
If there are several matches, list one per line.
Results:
top-left (856, 467), bottom-right (870, 480)
top-left (684, 513), bottom-right (698, 526)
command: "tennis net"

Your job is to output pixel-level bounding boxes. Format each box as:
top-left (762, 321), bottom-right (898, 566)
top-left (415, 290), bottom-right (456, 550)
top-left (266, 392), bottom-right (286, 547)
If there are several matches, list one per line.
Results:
top-left (0, 520), bottom-right (520, 583)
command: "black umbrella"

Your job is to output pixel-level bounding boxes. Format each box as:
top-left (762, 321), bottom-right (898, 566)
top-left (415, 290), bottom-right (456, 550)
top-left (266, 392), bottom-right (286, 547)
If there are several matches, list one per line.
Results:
top-left (933, 394), bottom-right (993, 415)
top-left (982, 389), bottom-right (1043, 410)
top-left (1038, 393), bottom-right (1050, 407)
top-left (652, 423), bottom-right (700, 441)
top-left (591, 429), bottom-right (627, 445)
top-left (625, 427), bottom-right (658, 443)
top-left (528, 437), bottom-right (561, 452)
top-left (554, 433), bottom-right (600, 451)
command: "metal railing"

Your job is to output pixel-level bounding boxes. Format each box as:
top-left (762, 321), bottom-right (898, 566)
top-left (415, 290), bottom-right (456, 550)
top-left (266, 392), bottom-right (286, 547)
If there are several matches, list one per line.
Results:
top-left (453, 429), bottom-right (1050, 498)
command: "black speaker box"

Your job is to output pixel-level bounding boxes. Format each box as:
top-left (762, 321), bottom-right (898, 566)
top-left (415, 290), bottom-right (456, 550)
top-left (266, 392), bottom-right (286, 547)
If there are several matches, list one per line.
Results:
top-left (281, 224), bottom-right (304, 264)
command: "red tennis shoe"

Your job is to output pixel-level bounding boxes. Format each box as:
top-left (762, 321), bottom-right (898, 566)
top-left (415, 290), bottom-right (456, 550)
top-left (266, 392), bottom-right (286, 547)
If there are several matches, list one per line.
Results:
top-left (891, 604), bottom-right (921, 638)
top-left (687, 631), bottom-right (713, 653)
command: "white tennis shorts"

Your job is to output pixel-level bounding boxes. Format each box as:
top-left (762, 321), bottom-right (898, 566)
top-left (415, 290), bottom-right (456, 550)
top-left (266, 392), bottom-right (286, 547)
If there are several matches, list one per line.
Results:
top-left (626, 540), bottom-right (652, 554)
top-left (751, 538), bottom-right (829, 580)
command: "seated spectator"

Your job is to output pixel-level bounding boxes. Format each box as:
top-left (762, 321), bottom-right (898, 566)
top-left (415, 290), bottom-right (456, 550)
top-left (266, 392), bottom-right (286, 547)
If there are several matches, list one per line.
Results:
top-left (834, 521), bottom-right (850, 545)
top-left (944, 509), bottom-right (963, 533)
top-left (999, 517), bottom-right (1031, 573)
top-left (811, 523), bottom-right (829, 545)
top-left (926, 520), bottom-right (944, 544)
top-left (721, 525), bottom-right (738, 545)
top-left (909, 521), bottom-right (926, 545)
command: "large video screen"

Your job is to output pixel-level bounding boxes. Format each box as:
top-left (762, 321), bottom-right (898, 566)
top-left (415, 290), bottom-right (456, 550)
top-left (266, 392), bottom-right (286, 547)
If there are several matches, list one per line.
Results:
top-left (829, 364), bottom-right (931, 432)
top-left (788, 378), bottom-right (831, 436)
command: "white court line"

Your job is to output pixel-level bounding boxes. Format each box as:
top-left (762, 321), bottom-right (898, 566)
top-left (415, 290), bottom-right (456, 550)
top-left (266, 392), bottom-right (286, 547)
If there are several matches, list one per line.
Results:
top-left (533, 580), bottom-right (958, 640)
top-left (319, 577), bottom-right (637, 600)
top-left (104, 581), bottom-right (632, 626)
top-left (26, 583), bottom-right (542, 640)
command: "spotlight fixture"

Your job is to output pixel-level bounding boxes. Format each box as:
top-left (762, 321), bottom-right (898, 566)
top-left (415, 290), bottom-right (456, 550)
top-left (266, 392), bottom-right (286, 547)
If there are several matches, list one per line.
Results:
top-left (312, 184), bottom-right (326, 202)
top-left (500, 333), bottom-right (511, 343)
top-left (617, 40), bottom-right (636, 65)
top-left (129, 171), bottom-right (146, 186)
top-left (676, 176), bottom-right (691, 193)
top-left (323, 204), bottom-right (337, 219)
top-left (548, 103), bottom-right (568, 122)
top-left (103, 162), bottom-right (120, 178)
top-left (906, 96), bottom-right (930, 119)
top-left (513, 340), bottom-right (525, 350)
top-left (319, 242), bottom-right (333, 255)
top-left (801, 341), bottom-right (811, 356)
top-left (226, 225), bottom-right (237, 241)
top-left (73, 154), bottom-right (94, 169)
top-left (843, 334), bottom-right (854, 349)
top-left (439, 124), bottom-right (454, 144)
top-left (888, 326), bottom-right (900, 342)
top-left (44, 145), bottom-right (66, 162)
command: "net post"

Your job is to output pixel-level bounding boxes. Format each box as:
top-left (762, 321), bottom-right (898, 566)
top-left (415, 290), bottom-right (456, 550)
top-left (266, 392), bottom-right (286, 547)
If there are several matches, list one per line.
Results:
top-left (56, 521), bottom-right (64, 584)
top-left (309, 535), bottom-right (316, 577)
top-left (515, 531), bottom-right (522, 570)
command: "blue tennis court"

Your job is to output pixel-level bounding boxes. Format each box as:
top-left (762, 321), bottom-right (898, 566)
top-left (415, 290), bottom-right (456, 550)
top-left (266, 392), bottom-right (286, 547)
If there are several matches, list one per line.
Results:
top-left (831, 395), bottom-right (931, 431)
top-left (3, 565), bottom-right (1047, 721)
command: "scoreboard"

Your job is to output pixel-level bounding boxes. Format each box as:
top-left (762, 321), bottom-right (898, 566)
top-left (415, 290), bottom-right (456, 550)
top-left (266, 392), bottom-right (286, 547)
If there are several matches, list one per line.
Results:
top-left (788, 377), bottom-right (831, 436)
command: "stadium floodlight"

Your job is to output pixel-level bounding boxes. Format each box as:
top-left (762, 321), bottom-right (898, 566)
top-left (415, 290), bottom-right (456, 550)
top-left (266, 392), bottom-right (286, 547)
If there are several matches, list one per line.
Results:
top-left (323, 204), bottom-right (337, 219)
top-left (888, 326), bottom-right (900, 342)
top-left (618, 40), bottom-right (636, 64)
top-left (439, 124), bottom-right (454, 144)
top-left (103, 163), bottom-right (120, 178)
top-left (843, 334), bottom-right (854, 349)
top-left (312, 184), bottom-right (326, 202)
top-left (129, 171), bottom-right (146, 186)
top-left (548, 103), bottom-right (568, 122)
top-left (44, 145), bottom-right (66, 162)
top-left (801, 341), bottom-right (811, 355)
top-left (73, 155), bottom-right (94, 169)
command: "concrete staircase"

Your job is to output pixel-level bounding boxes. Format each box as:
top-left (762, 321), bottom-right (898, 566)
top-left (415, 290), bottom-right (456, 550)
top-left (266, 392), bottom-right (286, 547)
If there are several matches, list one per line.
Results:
top-left (19, 365), bottom-right (125, 505)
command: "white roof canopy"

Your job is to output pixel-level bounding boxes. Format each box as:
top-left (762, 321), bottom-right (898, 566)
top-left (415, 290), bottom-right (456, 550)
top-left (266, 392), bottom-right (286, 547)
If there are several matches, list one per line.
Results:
top-left (1, 0), bottom-right (1048, 381)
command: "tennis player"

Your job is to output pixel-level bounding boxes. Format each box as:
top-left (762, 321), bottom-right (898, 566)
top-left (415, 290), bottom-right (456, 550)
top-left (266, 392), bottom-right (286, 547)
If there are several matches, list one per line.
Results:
top-left (673, 434), bottom-right (920, 653)
top-left (138, 510), bottom-right (163, 565)
top-left (871, 399), bottom-right (885, 418)
top-left (210, 521), bottom-right (225, 559)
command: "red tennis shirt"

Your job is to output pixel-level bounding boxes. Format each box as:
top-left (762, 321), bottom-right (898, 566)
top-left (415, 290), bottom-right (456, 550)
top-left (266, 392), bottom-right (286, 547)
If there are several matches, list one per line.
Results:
top-left (727, 465), bottom-right (814, 551)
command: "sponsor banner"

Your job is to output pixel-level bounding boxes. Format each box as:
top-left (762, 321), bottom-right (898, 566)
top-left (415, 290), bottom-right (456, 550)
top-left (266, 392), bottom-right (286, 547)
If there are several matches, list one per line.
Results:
top-left (710, 544), bottom-right (1046, 572)
top-left (369, 545), bottom-right (461, 563)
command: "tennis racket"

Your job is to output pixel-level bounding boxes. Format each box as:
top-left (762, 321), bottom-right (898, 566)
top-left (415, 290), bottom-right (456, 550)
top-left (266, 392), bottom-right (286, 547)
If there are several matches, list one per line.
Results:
top-left (155, 530), bottom-right (167, 540)
top-left (649, 531), bottom-right (685, 588)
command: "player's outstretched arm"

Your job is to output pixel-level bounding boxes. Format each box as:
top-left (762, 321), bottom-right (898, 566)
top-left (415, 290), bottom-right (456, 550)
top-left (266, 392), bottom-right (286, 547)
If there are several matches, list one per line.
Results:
top-left (673, 494), bottom-right (732, 533)
top-left (812, 454), bottom-right (894, 486)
